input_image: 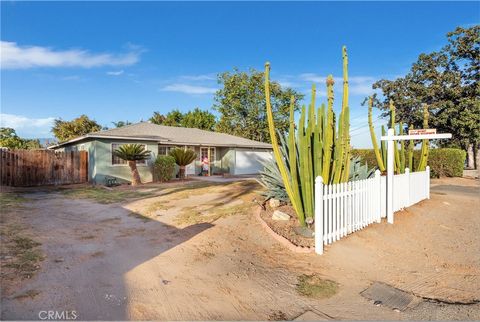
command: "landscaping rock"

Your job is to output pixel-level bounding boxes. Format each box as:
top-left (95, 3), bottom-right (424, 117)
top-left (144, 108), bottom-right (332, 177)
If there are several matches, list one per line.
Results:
top-left (269, 198), bottom-right (281, 208)
top-left (294, 226), bottom-right (314, 238)
top-left (272, 210), bottom-right (290, 221)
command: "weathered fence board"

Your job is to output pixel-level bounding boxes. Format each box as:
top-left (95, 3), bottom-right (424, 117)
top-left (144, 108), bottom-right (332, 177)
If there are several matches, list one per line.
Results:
top-left (0, 150), bottom-right (88, 187)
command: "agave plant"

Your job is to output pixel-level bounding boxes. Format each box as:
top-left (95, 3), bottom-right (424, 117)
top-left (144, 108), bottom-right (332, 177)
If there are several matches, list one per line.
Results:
top-left (114, 144), bottom-right (151, 186)
top-left (348, 156), bottom-right (375, 181)
top-left (258, 132), bottom-right (290, 202)
top-left (169, 148), bottom-right (197, 179)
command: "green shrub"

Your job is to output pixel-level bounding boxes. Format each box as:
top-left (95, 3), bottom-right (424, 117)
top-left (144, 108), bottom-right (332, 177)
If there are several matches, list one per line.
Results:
top-left (154, 155), bottom-right (176, 182)
top-left (353, 148), bottom-right (466, 178)
top-left (414, 148), bottom-right (465, 178)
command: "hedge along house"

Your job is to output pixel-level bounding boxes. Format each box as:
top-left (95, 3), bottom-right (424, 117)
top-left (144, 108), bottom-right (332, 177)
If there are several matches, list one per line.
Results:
top-left (49, 122), bottom-right (272, 184)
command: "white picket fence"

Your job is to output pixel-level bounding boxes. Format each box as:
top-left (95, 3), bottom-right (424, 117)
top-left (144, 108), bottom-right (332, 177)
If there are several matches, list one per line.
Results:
top-left (315, 166), bottom-right (430, 254)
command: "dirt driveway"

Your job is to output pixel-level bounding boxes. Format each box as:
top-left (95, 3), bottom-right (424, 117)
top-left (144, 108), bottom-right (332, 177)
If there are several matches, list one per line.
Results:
top-left (1, 178), bottom-right (479, 320)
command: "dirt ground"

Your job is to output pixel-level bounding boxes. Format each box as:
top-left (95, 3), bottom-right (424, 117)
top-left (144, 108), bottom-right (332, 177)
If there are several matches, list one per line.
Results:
top-left (0, 177), bottom-right (479, 321)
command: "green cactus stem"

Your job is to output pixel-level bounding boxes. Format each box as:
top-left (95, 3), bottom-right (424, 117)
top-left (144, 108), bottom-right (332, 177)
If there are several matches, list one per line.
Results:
top-left (368, 96), bottom-right (386, 172)
top-left (264, 62), bottom-right (304, 225)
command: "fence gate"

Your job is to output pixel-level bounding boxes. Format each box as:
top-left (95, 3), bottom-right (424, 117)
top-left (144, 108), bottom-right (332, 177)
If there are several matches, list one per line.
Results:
top-left (0, 150), bottom-right (88, 187)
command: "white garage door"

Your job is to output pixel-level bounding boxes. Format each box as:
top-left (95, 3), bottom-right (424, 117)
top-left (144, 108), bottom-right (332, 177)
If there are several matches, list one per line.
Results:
top-left (234, 149), bottom-right (273, 175)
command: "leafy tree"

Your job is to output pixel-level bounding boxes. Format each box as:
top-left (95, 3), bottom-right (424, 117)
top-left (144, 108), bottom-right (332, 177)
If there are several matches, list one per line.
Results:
top-left (371, 26), bottom-right (480, 167)
top-left (113, 144), bottom-right (151, 185)
top-left (149, 112), bottom-right (166, 125)
top-left (163, 109), bottom-right (184, 127)
top-left (52, 115), bottom-right (102, 142)
top-left (181, 108), bottom-right (216, 131)
top-left (112, 121), bottom-right (132, 128)
top-left (169, 148), bottom-right (197, 179)
top-left (213, 68), bottom-right (304, 143)
top-left (149, 108), bottom-right (216, 131)
top-left (0, 127), bottom-right (42, 149)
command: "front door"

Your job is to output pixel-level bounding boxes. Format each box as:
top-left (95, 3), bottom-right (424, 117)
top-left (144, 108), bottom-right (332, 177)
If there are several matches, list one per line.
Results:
top-left (200, 147), bottom-right (215, 175)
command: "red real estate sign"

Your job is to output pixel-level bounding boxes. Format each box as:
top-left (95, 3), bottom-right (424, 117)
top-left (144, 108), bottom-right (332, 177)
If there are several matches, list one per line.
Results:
top-left (408, 128), bottom-right (437, 135)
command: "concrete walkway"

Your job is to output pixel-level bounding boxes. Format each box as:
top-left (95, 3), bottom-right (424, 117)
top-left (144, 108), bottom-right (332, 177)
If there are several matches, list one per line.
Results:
top-left (189, 175), bottom-right (259, 183)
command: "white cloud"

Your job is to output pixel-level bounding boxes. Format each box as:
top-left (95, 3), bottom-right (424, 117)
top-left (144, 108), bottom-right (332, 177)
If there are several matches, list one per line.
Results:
top-left (0, 113), bottom-right (56, 138)
top-left (161, 84), bottom-right (217, 95)
top-left (106, 70), bottom-right (124, 76)
top-left (180, 74), bottom-right (216, 81)
top-left (1, 41), bottom-right (141, 69)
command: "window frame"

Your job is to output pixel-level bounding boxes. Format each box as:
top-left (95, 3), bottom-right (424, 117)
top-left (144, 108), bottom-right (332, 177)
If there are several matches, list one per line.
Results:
top-left (157, 145), bottom-right (178, 157)
top-left (111, 143), bottom-right (148, 166)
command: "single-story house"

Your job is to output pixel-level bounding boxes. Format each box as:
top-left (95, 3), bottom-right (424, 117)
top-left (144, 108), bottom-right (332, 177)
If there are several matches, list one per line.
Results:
top-left (49, 122), bottom-right (272, 184)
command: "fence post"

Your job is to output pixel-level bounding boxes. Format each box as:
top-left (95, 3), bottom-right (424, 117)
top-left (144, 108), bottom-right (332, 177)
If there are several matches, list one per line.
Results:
top-left (426, 166), bottom-right (430, 199)
top-left (315, 176), bottom-right (324, 255)
top-left (405, 168), bottom-right (410, 207)
top-left (387, 128), bottom-right (394, 224)
top-left (374, 170), bottom-right (381, 223)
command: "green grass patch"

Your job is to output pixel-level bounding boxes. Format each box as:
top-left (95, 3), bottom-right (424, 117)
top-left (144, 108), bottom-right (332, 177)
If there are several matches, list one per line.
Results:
top-left (296, 274), bottom-right (338, 299)
top-left (60, 187), bottom-right (154, 204)
top-left (0, 193), bottom-right (27, 212)
top-left (2, 229), bottom-right (44, 278)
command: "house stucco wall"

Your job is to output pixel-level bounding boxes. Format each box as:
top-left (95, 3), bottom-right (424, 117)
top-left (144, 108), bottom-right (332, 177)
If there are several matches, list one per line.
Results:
top-left (56, 139), bottom-right (271, 183)
top-left (93, 139), bottom-right (158, 184)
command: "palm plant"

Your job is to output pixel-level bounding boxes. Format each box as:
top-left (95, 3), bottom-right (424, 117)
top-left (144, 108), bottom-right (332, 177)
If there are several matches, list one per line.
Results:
top-left (169, 148), bottom-right (197, 179)
top-left (113, 144), bottom-right (151, 186)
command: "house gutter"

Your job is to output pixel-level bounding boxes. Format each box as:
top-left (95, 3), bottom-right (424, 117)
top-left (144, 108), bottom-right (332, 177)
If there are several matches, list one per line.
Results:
top-left (49, 135), bottom-right (272, 150)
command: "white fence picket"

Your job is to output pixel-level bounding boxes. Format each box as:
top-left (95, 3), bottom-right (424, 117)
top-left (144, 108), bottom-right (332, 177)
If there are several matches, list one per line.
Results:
top-left (314, 168), bottom-right (430, 255)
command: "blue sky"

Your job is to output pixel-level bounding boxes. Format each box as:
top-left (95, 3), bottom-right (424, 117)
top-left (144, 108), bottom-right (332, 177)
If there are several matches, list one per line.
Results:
top-left (1, 1), bottom-right (478, 147)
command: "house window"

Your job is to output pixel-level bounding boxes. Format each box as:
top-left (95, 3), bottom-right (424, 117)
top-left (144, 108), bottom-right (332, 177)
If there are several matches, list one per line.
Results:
top-left (158, 146), bottom-right (173, 156)
top-left (111, 143), bottom-right (147, 165)
top-left (200, 147), bottom-right (215, 163)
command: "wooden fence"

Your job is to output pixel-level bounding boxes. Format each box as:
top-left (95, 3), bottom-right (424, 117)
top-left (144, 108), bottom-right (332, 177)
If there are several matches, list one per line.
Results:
top-left (0, 150), bottom-right (88, 187)
top-left (315, 167), bottom-right (430, 254)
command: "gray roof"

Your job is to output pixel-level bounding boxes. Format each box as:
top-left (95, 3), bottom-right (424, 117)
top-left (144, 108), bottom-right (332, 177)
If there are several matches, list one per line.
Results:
top-left (50, 122), bottom-right (272, 149)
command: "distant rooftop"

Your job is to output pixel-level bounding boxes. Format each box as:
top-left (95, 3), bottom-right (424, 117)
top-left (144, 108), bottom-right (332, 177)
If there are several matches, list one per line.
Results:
top-left (50, 122), bottom-right (272, 149)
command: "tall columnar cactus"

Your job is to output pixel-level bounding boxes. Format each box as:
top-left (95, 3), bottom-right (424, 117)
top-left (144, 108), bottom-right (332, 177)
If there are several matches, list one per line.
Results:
top-left (408, 124), bottom-right (414, 170)
top-left (264, 62), bottom-right (305, 225)
top-left (417, 103), bottom-right (430, 171)
top-left (322, 75), bottom-right (335, 182)
top-left (381, 125), bottom-right (387, 168)
top-left (264, 47), bottom-right (351, 225)
top-left (399, 124), bottom-right (406, 173)
top-left (390, 101), bottom-right (402, 174)
top-left (340, 46), bottom-right (351, 182)
top-left (368, 97), bottom-right (386, 172)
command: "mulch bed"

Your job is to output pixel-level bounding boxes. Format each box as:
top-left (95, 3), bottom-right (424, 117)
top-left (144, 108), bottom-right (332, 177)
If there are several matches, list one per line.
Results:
top-left (260, 204), bottom-right (314, 248)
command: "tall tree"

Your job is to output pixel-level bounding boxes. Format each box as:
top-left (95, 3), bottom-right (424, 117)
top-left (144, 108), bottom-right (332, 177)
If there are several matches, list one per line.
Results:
top-left (213, 68), bottom-right (303, 143)
top-left (149, 112), bottom-right (166, 125)
top-left (371, 26), bottom-right (479, 166)
top-left (52, 115), bottom-right (102, 142)
top-left (181, 108), bottom-right (216, 131)
top-left (0, 127), bottom-right (42, 149)
top-left (163, 109), bottom-right (184, 127)
top-left (148, 108), bottom-right (216, 131)
top-left (112, 121), bottom-right (132, 128)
